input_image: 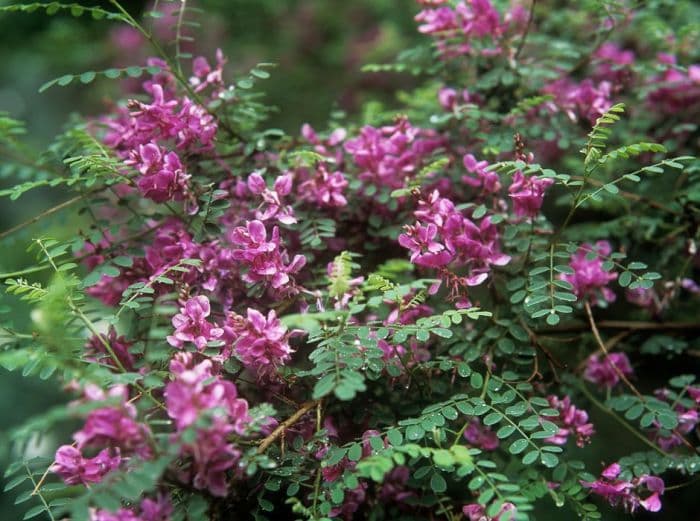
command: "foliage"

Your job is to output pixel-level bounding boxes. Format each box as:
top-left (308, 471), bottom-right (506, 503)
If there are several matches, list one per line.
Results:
top-left (1, 0), bottom-right (700, 520)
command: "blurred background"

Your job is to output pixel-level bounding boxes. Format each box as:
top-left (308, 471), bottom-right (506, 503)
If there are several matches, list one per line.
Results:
top-left (0, 1), bottom-right (697, 519)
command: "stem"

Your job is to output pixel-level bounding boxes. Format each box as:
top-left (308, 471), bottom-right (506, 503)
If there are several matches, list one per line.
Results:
top-left (578, 383), bottom-right (667, 457)
top-left (0, 195), bottom-right (86, 241)
top-left (25, 464), bottom-right (56, 521)
top-left (257, 400), bottom-right (319, 454)
top-left (584, 302), bottom-right (698, 454)
top-left (514, 0), bottom-right (536, 61)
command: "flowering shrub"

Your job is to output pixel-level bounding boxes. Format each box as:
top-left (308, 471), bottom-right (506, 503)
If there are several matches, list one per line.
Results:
top-left (1, 1), bottom-right (700, 520)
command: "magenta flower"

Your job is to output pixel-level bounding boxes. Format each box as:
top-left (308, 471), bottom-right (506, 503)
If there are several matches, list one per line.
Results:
top-left (647, 57), bottom-right (700, 115)
top-left (298, 163), bottom-right (348, 208)
top-left (247, 172), bottom-right (297, 224)
top-left (584, 463), bottom-right (664, 513)
top-left (584, 352), bottom-right (633, 389)
top-left (649, 387), bottom-right (700, 450)
top-left (463, 153), bottom-right (501, 194)
top-left (398, 222), bottom-right (453, 268)
top-left (463, 418), bottom-right (499, 451)
top-left (230, 220), bottom-right (306, 290)
top-left (416, 0), bottom-right (507, 58)
top-left (125, 142), bottom-right (190, 203)
top-left (190, 49), bottom-right (226, 95)
top-left (91, 494), bottom-right (172, 521)
top-left (73, 405), bottom-right (151, 458)
top-left (52, 446), bottom-right (121, 486)
top-left (86, 327), bottom-right (135, 371)
top-left (167, 296), bottom-right (224, 350)
top-left (462, 502), bottom-right (515, 521)
top-left (344, 116), bottom-right (442, 190)
top-left (544, 395), bottom-right (595, 448)
top-left (543, 78), bottom-right (613, 124)
top-left (165, 354), bottom-right (250, 496)
top-left (508, 170), bottom-right (554, 219)
top-left (229, 308), bottom-right (293, 372)
top-left (560, 241), bottom-right (617, 306)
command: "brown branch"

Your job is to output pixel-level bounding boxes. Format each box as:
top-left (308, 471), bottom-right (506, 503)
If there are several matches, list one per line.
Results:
top-left (514, 0), bottom-right (536, 61)
top-left (538, 320), bottom-right (700, 334)
top-left (0, 194), bottom-right (86, 241)
top-left (584, 302), bottom-right (699, 454)
top-left (257, 400), bottom-right (319, 454)
top-left (584, 302), bottom-right (642, 400)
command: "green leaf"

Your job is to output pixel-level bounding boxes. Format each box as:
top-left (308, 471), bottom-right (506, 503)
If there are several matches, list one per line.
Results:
top-left (618, 271), bottom-right (632, 287)
top-left (522, 450), bottom-right (539, 465)
top-left (509, 439), bottom-right (528, 454)
top-left (430, 473), bottom-right (447, 493)
top-left (347, 443), bottom-right (362, 462)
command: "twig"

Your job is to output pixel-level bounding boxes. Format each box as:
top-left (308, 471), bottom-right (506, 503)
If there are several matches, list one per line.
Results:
top-left (584, 302), bottom-right (698, 454)
top-left (578, 383), bottom-right (667, 457)
top-left (0, 195), bottom-right (86, 241)
top-left (514, 0), bottom-right (536, 61)
top-left (257, 400), bottom-right (319, 454)
top-left (538, 320), bottom-right (700, 333)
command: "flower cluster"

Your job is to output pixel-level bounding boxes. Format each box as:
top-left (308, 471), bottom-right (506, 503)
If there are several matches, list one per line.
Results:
top-left (545, 395), bottom-right (595, 448)
top-left (226, 308), bottom-right (294, 374)
top-left (229, 219), bottom-right (306, 290)
top-left (167, 295), bottom-right (224, 350)
top-left (399, 189), bottom-right (510, 296)
top-left (10, 1), bottom-right (699, 519)
top-left (164, 354), bottom-right (250, 496)
top-left (52, 385), bottom-right (151, 486)
top-left (90, 495), bottom-right (172, 521)
top-left (584, 352), bottom-right (634, 389)
top-left (584, 463), bottom-right (665, 513)
top-left (560, 241), bottom-right (618, 306)
top-left (344, 116), bottom-right (442, 191)
top-left (415, 0), bottom-right (509, 57)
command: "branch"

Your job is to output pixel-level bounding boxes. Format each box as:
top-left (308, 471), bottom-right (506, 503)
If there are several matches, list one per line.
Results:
top-left (584, 301), bottom-right (698, 454)
top-left (0, 194), bottom-right (85, 240)
top-left (538, 320), bottom-right (700, 334)
top-left (514, 0), bottom-right (536, 61)
top-left (257, 400), bottom-right (319, 454)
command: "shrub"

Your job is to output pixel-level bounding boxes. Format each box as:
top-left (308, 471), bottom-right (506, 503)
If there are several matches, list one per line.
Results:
top-left (1, 1), bottom-right (699, 520)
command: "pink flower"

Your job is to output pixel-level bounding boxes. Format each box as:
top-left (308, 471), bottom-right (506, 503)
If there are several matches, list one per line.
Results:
top-left (583, 463), bottom-right (664, 513)
top-left (91, 494), bottom-right (172, 521)
top-left (544, 395), bottom-right (595, 447)
top-left (298, 163), bottom-right (348, 208)
top-left (463, 502), bottom-right (516, 521)
top-left (228, 308), bottom-right (294, 372)
top-left (247, 171), bottom-right (296, 224)
top-left (52, 446), bottom-right (121, 485)
top-left (398, 222), bottom-right (453, 268)
top-left (167, 296), bottom-right (224, 350)
top-left (165, 354), bottom-right (250, 496)
top-left (584, 352), bottom-right (634, 389)
top-left (190, 49), bottom-right (227, 96)
top-left (463, 153), bottom-right (501, 194)
top-left (230, 220), bottom-right (306, 290)
top-left (560, 241), bottom-right (617, 306)
top-left (85, 327), bottom-right (135, 371)
top-left (415, 0), bottom-right (507, 58)
top-left (543, 78), bottom-right (613, 124)
top-left (344, 117), bottom-right (442, 191)
top-left (508, 171), bottom-right (554, 219)
top-left (125, 142), bottom-right (190, 203)
top-left (73, 406), bottom-right (151, 458)
top-left (463, 418), bottom-right (499, 450)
